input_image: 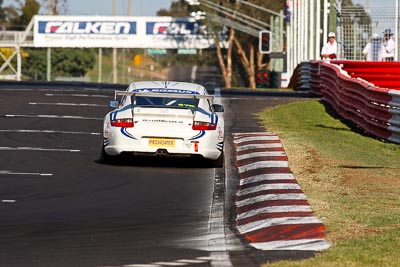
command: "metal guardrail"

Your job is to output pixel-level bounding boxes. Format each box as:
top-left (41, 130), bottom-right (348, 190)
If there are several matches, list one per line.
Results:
top-left (289, 60), bottom-right (400, 144)
top-left (0, 31), bottom-right (34, 47)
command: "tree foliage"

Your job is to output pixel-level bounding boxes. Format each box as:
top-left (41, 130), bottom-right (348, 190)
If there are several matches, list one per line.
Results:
top-left (19, 0), bottom-right (40, 26)
top-left (0, 0), bottom-right (6, 23)
top-left (157, 0), bottom-right (190, 17)
top-left (22, 48), bottom-right (96, 80)
top-left (157, 0), bottom-right (286, 88)
top-left (1, 0), bottom-right (40, 30)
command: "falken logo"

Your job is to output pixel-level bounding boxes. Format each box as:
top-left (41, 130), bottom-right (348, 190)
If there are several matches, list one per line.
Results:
top-left (38, 21), bottom-right (137, 34)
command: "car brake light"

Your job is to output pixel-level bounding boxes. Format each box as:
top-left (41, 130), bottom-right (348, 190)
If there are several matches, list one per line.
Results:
top-left (192, 121), bottom-right (217, 130)
top-left (110, 118), bottom-right (134, 127)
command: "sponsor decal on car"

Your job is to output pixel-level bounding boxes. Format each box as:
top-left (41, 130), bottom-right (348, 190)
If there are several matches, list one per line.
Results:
top-left (142, 119), bottom-right (184, 124)
top-left (134, 88), bottom-right (199, 95)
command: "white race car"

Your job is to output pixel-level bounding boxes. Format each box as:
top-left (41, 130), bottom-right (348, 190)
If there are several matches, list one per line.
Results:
top-left (101, 81), bottom-right (225, 167)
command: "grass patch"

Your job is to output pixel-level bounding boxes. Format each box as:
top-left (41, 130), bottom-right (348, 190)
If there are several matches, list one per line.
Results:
top-left (258, 99), bottom-right (400, 267)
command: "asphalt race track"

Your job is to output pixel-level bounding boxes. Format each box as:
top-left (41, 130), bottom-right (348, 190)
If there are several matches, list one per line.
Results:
top-left (0, 82), bottom-right (314, 267)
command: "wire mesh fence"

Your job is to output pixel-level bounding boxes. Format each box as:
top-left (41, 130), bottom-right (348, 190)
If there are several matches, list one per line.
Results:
top-left (340, 4), bottom-right (398, 60)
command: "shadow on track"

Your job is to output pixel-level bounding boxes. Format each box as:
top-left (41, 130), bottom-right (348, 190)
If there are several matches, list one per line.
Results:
top-left (95, 154), bottom-right (217, 169)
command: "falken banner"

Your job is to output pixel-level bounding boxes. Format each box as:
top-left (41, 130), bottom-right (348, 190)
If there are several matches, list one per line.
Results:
top-left (33, 15), bottom-right (221, 49)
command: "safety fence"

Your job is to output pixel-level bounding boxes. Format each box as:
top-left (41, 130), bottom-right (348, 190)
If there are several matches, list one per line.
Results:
top-left (288, 60), bottom-right (400, 144)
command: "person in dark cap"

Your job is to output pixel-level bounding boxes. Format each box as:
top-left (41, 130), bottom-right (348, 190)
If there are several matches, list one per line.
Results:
top-left (382, 28), bottom-right (395, 61)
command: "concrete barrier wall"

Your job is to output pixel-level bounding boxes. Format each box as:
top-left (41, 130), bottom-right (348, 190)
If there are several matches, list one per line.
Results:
top-left (289, 60), bottom-right (400, 144)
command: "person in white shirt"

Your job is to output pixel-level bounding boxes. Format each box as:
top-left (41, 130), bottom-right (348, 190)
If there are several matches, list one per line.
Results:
top-left (382, 28), bottom-right (395, 61)
top-left (321, 32), bottom-right (338, 60)
top-left (363, 33), bottom-right (383, 61)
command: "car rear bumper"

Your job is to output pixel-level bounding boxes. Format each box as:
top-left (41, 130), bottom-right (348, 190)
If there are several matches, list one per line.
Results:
top-left (104, 143), bottom-right (222, 160)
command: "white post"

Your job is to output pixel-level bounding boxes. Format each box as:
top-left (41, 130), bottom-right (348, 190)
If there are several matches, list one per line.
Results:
top-left (395, 0), bottom-right (398, 61)
top-left (323, 0), bottom-right (329, 46)
top-left (309, 0), bottom-right (315, 60)
top-left (286, 1), bottom-right (292, 77)
top-left (112, 0), bottom-right (118, 84)
top-left (293, 0), bottom-right (298, 68)
top-left (16, 46), bottom-right (21, 81)
top-left (316, 0), bottom-right (321, 59)
top-left (299, 0), bottom-right (304, 61)
top-left (47, 47), bottom-right (51, 81)
top-left (98, 48), bottom-right (102, 83)
top-left (302, 0), bottom-right (307, 61)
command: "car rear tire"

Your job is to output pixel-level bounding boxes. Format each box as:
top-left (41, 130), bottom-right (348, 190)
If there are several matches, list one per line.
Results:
top-left (99, 145), bottom-right (114, 164)
top-left (212, 152), bottom-right (224, 168)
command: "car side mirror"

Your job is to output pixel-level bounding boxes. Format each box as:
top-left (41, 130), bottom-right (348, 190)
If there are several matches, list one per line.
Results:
top-left (109, 100), bottom-right (120, 108)
top-left (212, 104), bottom-right (224, 112)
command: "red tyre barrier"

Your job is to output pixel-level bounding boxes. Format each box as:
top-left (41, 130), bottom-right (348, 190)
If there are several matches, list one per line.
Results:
top-left (288, 60), bottom-right (400, 144)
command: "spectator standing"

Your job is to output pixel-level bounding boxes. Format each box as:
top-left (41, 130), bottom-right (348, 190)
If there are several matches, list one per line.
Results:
top-left (321, 32), bottom-right (338, 60)
top-left (363, 33), bottom-right (383, 61)
top-left (382, 28), bottom-right (395, 61)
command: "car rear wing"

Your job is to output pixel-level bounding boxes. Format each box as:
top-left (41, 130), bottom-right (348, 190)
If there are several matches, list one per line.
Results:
top-left (114, 90), bottom-right (214, 101)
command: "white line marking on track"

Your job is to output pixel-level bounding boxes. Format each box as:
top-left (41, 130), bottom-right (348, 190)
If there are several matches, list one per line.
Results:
top-left (45, 93), bottom-right (109, 98)
top-left (237, 151), bottom-right (286, 160)
top-left (29, 102), bottom-right (107, 107)
top-left (38, 88), bottom-right (104, 92)
top-left (235, 193), bottom-right (307, 207)
top-left (208, 167), bottom-right (233, 266)
top-left (239, 173), bottom-right (295, 185)
top-left (0, 129), bottom-right (100, 135)
top-left (237, 183), bottom-right (301, 196)
top-left (1, 200), bottom-right (16, 203)
top-left (251, 239), bottom-right (331, 251)
top-left (0, 147), bottom-right (80, 152)
top-left (238, 161), bottom-right (289, 173)
top-left (0, 170), bottom-right (53, 176)
top-left (237, 205), bottom-right (312, 220)
top-left (3, 114), bottom-right (102, 120)
top-left (0, 88), bottom-right (32, 91)
top-left (237, 216), bottom-right (322, 234)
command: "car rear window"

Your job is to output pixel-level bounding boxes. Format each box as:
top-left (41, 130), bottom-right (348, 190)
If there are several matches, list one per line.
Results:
top-left (133, 96), bottom-right (199, 109)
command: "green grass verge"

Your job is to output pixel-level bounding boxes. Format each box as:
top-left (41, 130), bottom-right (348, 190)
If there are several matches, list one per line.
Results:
top-left (258, 99), bottom-right (400, 267)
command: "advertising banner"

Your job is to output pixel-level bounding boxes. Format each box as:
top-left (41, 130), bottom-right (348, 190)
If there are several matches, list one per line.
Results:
top-left (33, 15), bottom-right (223, 49)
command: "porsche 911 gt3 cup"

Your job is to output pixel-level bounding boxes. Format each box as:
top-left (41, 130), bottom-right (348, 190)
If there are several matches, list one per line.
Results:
top-left (101, 81), bottom-right (224, 166)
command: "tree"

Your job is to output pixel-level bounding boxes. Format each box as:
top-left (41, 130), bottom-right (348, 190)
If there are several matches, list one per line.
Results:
top-left (157, 0), bottom-right (189, 16)
top-left (162, 0), bottom-right (285, 88)
top-left (22, 48), bottom-right (96, 80)
top-left (0, 0), bottom-right (7, 23)
top-left (20, 0), bottom-right (40, 26)
top-left (214, 26), bottom-right (235, 88)
top-left (44, 0), bottom-right (68, 15)
top-left (231, 0), bottom-right (285, 88)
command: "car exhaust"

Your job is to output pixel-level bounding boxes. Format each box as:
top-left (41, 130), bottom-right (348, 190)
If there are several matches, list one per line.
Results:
top-left (156, 149), bottom-right (168, 157)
